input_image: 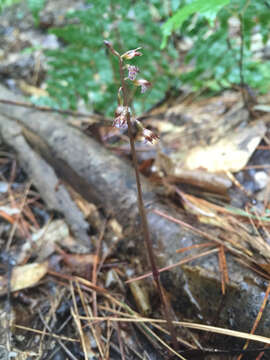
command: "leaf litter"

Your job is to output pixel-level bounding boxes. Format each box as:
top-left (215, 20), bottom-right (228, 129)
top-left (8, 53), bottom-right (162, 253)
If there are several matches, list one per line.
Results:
top-left (1, 5), bottom-right (270, 359)
top-left (0, 86), bottom-right (270, 359)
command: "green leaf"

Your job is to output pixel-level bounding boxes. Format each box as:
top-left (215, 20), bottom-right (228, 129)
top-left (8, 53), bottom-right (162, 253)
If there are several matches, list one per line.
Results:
top-left (27, 0), bottom-right (46, 25)
top-left (43, 0), bottom-right (269, 116)
top-left (161, 0), bottom-right (230, 48)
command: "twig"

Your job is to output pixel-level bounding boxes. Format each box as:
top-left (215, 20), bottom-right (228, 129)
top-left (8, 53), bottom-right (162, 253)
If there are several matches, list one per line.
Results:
top-left (116, 322), bottom-right (126, 360)
top-left (38, 309), bottom-right (78, 360)
top-left (0, 98), bottom-right (111, 123)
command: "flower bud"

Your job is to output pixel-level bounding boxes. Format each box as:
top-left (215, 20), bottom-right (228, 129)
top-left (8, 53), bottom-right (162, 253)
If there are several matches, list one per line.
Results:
top-left (104, 40), bottom-right (120, 57)
top-left (121, 48), bottom-right (142, 60)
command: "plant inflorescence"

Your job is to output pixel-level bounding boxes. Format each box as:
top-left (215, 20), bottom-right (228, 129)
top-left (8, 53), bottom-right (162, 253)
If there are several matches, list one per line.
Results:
top-left (104, 40), bottom-right (178, 350)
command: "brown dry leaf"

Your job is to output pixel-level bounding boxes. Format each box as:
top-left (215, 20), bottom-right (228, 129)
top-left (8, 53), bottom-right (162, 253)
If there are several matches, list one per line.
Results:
top-left (184, 120), bottom-right (266, 172)
top-left (0, 261), bottom-right (48, 295)
top-left (62, 253), bottom-right (98, 271)
top-left (179, 191), bottom-right (217, 218)
top-left (129, 280), bottom-right (151, 316)
top-left (149, 91), bottom-right (267, 176)
top-left (153, 91), bottom-right (242, 152)
top-left (178, 191), bottom-right (226, 227)
top-left (18, 220), bottom-right (71, 263)
top-left (18, 80), bottom-right (48, 97)
top-left (167, 169), bottom-right (232, 194)
top-left (258, 263), bottom-right (270, 274)
top-left (150, 92), bottom-right (266, 180)
top-left (107, 218), bottom-right (123, 239)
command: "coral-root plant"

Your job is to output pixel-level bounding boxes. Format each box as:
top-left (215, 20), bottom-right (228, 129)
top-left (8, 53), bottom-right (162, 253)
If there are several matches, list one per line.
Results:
top-left (104, 40), bottom-right (178, 351)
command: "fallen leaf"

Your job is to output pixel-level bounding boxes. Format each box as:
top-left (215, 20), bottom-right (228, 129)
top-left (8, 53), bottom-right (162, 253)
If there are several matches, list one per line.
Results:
top-left (0, 261), bottom-right (48, 295)
top-left (184, 121), bottom-right (266, 172)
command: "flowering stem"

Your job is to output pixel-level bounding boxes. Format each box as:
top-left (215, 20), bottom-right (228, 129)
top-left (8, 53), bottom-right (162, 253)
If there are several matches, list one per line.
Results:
top-left (117, 53), bottom-right (178, 351)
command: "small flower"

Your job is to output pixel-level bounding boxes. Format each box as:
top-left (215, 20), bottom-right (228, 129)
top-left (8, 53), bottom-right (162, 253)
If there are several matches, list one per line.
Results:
top-left (113, 106), bottom-right (130, 129)
top-left (141, 128), bottom-right (159, 144)
top-left (121, 48), bottom-right (142, 60)
top-left (127, 65), bottom-right (139, 81)
top-left (134, 79), bottom-right (152, 93)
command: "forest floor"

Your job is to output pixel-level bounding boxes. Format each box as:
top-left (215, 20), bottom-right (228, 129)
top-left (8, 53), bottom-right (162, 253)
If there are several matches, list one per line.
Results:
top-left (1, 1), bottom-right (270, 360)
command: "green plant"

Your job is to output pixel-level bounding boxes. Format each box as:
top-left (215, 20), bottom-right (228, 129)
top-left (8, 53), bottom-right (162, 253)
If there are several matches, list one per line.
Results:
top-left (162, 0), bottom-right (270, 94)
top-left (26, 0), bottom-right (46, 26)
top-left (43, 0), bottom-right (179, 116)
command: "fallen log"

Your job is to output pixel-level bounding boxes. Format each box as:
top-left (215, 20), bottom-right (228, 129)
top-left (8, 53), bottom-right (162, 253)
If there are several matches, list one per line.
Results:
top-left (0, 84), bottom-right (270, 348)
top-left (0, 116), bottom-right (91, 252)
